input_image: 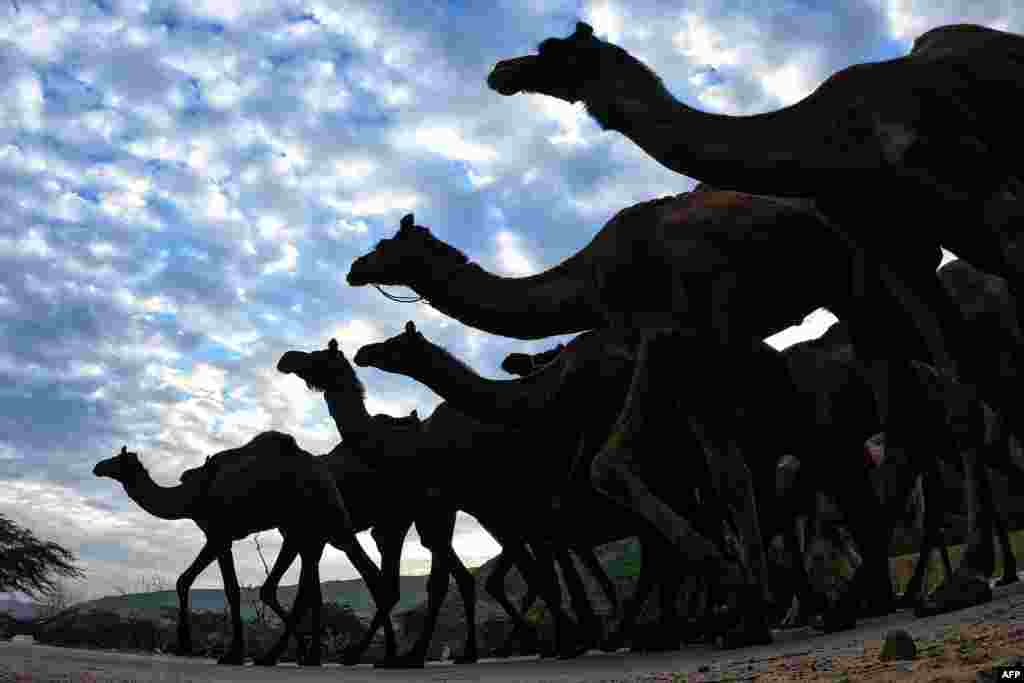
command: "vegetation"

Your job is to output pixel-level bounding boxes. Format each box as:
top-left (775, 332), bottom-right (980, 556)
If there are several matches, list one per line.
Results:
top-left (0, 514), bottom-right (84, 599)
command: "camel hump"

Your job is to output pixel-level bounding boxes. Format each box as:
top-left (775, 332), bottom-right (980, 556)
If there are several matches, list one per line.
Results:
top-left (912, 23), bottom-right (1012, 55)
top-left (182, 431), bottom-right (303, 489)
top-left (370, 412), bottom-right (423, 432)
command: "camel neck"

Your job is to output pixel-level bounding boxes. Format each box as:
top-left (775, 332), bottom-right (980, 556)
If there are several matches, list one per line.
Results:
top-left (121, 469), bottom-right (194, 520)
top-left (324, 389), bottom-right (372, 440)
top-left (396, 341), bottom-right (565, 427)
top-left (408, 257), bottom-right (602, 341)
top-left (587, 64), bottom-right (852, 197)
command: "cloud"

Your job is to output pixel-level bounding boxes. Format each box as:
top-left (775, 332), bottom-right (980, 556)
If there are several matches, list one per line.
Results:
top-left (0, 0), bottom-right (1002, 599)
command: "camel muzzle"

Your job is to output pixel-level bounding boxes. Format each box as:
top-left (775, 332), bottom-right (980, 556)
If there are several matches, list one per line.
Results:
top-left (487, 56), bottom-right (539, 95)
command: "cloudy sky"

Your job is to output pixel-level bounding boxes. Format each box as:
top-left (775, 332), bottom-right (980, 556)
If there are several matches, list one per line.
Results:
top-left (0, 0), bottom-right (1017, 603)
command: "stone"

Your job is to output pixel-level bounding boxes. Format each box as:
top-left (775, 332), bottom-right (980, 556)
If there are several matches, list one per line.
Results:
top-left (976, 655), bottom-right (1024, 683)
top-left (879, 629), bottom-right (917, 661)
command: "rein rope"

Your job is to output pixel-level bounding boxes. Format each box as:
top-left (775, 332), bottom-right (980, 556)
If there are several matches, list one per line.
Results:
top-left (373, 284), bottom-right (425, 304)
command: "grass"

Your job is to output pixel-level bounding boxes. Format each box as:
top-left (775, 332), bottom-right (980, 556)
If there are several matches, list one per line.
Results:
top-left (889, 527), bottom-right (1024, 595)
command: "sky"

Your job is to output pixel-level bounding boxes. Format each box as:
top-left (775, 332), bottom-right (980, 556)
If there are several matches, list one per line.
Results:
top-left (0, 0), bottom-right (1018, 603)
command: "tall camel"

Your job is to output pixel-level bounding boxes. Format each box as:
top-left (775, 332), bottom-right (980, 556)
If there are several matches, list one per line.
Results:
top-left (487, 21), bottom-right (1024, 604)
top-left (93, 438), bottom-right (364, 665)
top-left (347, 200), bottom-right (954, 633)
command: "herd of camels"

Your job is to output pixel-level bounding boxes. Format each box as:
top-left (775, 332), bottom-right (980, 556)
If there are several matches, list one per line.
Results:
top-left (92, 20), bottom-right (1024, 668)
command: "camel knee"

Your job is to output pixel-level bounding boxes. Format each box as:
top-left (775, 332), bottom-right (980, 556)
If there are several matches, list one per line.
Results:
top-left (259, 584), bottom-right (278, 606)
top-left (176, 576), bottom-right (192, 601)
top-left (590, 454), bottom-right (632, 503)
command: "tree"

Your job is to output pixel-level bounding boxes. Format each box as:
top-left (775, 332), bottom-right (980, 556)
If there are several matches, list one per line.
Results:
top-left (0, 514), bottom-right (83, 598)
top-left (36, 578), bottom-right (85, 620)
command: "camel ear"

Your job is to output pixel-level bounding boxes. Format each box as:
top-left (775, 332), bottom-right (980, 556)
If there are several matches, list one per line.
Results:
top-left (120, 445), bottom-right (128, 456)
top-left (575, 22), bottom-right (594, 38)
top-left (411, 409), bottom-right (418, 418)
top-left (400, 214), bottom-right (415, 233)
top-left (328, 339), bottom-right (341, 356)
top-left (405, 321), bottom-right (417, 334)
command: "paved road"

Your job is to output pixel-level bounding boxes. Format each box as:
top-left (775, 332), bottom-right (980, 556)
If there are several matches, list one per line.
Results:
top-left (3, 577), bottom-right (1024, 683)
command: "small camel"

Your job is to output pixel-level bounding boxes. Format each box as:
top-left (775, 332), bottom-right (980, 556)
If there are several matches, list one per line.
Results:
top-left (93, 437), bottom-right (364, 665)
top-left (277, 339), bottom-right (617, 663)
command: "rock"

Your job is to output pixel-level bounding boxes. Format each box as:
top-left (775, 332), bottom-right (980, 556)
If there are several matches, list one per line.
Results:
top-left (879, 629), bottom-right (917, 661)
top-left (976, 655), bottom-right (1024, 683)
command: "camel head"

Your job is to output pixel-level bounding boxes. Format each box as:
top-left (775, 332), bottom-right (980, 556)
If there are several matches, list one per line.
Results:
top-left (94, 445), bottom-right (145, 483)
top-left (347, 214), bottom-right (468, 288)
top-left (353, 321), bottom-right (425, 376)
top-left (774, 454), bottom-right (802, 499)
top-left (500, 343), bottom-right (566, 377)
top-left (500, 352), bottom-right (534, 377)
top-left (488, 22), bottom-right (647, 104)
top-left (277, 339), bottom-right (366, 398)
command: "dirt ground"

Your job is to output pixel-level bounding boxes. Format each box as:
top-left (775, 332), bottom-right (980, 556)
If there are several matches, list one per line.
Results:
top-left (752, 621), bottom-right (1024, 682)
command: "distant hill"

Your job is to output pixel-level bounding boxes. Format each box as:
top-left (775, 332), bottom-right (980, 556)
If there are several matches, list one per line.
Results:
top-left (0, 598), bottom-right (37, 621)
top-left (72, 574), bottom-right (436, 623)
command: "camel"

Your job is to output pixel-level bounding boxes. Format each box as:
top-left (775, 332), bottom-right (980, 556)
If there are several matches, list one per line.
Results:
top-left (93, 438), bottom-right (365, 666)
top-left (359, 322), bottom-right (866, 643)
top-left (501, 344), bottom-right (565, 376)
top-left (347, 202), bottom-right (957, 634)
top-left (354, 324), bottom-right (751, 646)
top-left (487, 20), bottom-right (1024, 608)
top-left (277, 338), bottom-right (641, 662)
top-left (486, 21), bottom-right (1024, 371)
top-left (499, 345), bottom-right (735, 650)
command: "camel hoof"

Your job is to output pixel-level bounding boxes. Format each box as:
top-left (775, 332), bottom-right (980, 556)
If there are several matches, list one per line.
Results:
top-left (453, 653), bottom-right (478, 665)
top-left (714, 624), bottom-right (773, 650)
top-left (600, 635), bottom-right (625, 652)
top-left (374, 654), bottom-right (426, 669)
top-left (339, 646), bottom-right (362, 666)
top-left (252, 656), bottom-right (278, 667)
top-left (997, 575), bottom-right (1020, 587)
top-left (915, 574), bottom-right (992, 617)
top-left (216, 653), bottom-right (245, 666)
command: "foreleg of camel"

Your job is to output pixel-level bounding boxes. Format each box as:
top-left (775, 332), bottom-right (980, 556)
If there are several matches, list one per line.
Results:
top-left (335, 529), bottom-right (399, 665)
top-left (258, 543), bottom-right (325, 666)
top-left (485, 551), bottom-right (542, 657)
top-left (174, 541), bottom-right (224, 657)
top-left (481, 521), bottom-right (586, 659)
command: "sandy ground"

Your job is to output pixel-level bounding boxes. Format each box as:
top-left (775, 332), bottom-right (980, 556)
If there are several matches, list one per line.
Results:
top-left (2, 578), bottom-right (1023, 683)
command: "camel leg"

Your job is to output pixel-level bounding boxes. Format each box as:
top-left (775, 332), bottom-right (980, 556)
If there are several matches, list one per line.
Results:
top-left (259, 534), bottom-right (299, 624)
top-left (780, 517), bottom-right (816, 627)
top-left (445, 546), bottom-right (479, 664)
top-left (175, 541), bottom-right (222, 657)
top-left (378, 511), bottom-right (458, 668)
top-left (338, 530), bottom-right (398, 665)
top-left (301, 557), bottom-right (323, 666)
top-left (591, 330), bottom-right (727, 565)
top-left (488, 524), bottom-right (582, 660)
top-left (916, 444), bottom-right (996, 616)
top-left (485, 551), bottom-right (540, 657)
top-left (552, 545), bottom-right (601, 652)
top-left (361, 521), bottom-right (408, 666)
top-left (574, 545), bottom-right (619, 618)
top-left (606, 537), bottom-right (659, 652)
top-left (216, 549), bottom-right (245, 665)
top-left (260, 544), bottom-right (324, 666)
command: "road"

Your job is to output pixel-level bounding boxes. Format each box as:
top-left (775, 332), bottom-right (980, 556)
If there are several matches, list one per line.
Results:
top-left (3, 577), bottom-right (1023, 683)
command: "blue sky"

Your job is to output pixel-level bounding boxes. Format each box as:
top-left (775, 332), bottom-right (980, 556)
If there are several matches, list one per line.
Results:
top-left (0, 0), bottom-right (1016, 602)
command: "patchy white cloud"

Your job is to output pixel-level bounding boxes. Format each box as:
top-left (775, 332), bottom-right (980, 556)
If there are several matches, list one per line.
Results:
top-left (0, 0), bottom-right (999, 601)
